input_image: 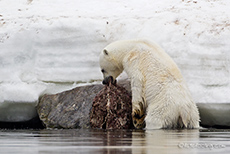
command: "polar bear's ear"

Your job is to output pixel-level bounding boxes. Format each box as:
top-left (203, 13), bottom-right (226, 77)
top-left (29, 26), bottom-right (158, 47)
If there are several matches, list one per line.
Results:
top-left (103, 49), bottom-right (108, 56)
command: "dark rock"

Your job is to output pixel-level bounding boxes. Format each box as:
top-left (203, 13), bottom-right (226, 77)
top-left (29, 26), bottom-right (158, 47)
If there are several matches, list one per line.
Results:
top-left (37, 84), bottom-right (104, 129)
top-left (37, 80), bottom-right (131, 129)
top-left (90, 77), bottom-right (133, 129)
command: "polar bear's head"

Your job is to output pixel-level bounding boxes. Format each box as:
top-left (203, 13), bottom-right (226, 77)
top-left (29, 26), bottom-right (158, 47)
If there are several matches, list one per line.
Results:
top-left (99, 48), bottom-right (124, 84)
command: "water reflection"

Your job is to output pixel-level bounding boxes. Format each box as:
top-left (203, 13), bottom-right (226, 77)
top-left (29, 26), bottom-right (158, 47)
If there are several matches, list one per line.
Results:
top-left (132, 129), bottom-right (200, 154)
top-left (0, 129), bottom-right (229, 154)
top-left (38, 129), bottom-right (133, 154)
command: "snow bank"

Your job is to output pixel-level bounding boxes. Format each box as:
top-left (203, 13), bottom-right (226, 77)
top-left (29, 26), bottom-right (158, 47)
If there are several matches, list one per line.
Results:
top-left (0, 0), bottom-right (230, 122)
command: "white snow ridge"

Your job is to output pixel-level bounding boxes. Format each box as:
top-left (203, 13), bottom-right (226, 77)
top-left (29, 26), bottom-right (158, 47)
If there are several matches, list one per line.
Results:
top-left (0, 0), bottom-right (229, 127)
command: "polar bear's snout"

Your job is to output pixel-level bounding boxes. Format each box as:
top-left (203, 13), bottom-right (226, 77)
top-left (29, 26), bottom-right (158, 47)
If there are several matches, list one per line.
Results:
top-left (102, 76), bottom-right (117, 85)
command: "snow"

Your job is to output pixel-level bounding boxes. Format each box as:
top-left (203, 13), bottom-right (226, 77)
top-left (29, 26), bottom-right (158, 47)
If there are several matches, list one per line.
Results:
top-left (0, 0), bottom-right (230, 122)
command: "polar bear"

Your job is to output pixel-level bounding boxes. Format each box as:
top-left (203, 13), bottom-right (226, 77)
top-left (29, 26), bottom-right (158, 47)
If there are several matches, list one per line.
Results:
top-left (99, 39), bottom-right (200, 129)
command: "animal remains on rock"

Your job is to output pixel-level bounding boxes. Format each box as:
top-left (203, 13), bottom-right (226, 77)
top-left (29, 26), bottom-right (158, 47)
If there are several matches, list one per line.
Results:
top-left (90, 77), bottom-right (134, 129)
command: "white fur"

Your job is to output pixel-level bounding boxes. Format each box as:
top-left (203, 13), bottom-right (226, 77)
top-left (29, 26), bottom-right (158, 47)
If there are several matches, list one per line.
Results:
top-left (99, 39), bottom-right (200, 129)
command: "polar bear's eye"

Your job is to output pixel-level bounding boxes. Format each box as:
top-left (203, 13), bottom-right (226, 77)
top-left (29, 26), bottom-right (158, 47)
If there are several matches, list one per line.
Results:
top-left (103, 49), bottom-right (108, 55)
top-left (101, 69), bottom-right (105, 73)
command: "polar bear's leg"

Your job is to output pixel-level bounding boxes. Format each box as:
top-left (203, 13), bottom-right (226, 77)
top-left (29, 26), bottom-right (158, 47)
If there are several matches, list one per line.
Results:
top-left (124, 53), bottom-right (147, 129)
top-left (130, 75), bottom-right (147, 129)
top-left (180, 104), bottom-right (200, 128)
top-left (145, 112), bottom-right (162, 129)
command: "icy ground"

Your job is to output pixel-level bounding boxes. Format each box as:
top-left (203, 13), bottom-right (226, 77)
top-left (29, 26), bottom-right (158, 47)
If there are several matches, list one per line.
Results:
top-left (0, 0), bottom-right (230, 124)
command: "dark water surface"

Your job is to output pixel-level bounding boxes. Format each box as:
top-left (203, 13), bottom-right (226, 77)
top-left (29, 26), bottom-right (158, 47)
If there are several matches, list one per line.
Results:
top-left (0, 128), bottom-right (229, 154)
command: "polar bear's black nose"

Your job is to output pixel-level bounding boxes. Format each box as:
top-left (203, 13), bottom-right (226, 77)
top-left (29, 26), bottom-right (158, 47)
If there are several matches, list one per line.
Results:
top-left (102, 76), bottom-right (116, 85)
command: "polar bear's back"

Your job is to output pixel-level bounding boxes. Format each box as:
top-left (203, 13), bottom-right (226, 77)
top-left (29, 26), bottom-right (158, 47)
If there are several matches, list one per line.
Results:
top-left (139, 40), bottom-right (183, 79)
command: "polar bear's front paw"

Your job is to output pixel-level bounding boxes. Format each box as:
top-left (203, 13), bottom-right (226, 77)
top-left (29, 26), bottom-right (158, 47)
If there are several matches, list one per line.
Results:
top-left (132, 102), bottom-right (146, 129)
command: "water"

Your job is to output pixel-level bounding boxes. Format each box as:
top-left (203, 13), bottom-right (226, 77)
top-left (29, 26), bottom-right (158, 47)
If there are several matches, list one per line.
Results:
top-left (0, 129), bottom-right (229, 154)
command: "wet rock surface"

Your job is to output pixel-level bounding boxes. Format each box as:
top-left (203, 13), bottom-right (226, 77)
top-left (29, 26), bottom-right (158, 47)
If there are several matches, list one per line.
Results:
top-left (37, 84), bottom-right (104, 129)
top-left (90, 78), bottom-right (133, 129)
